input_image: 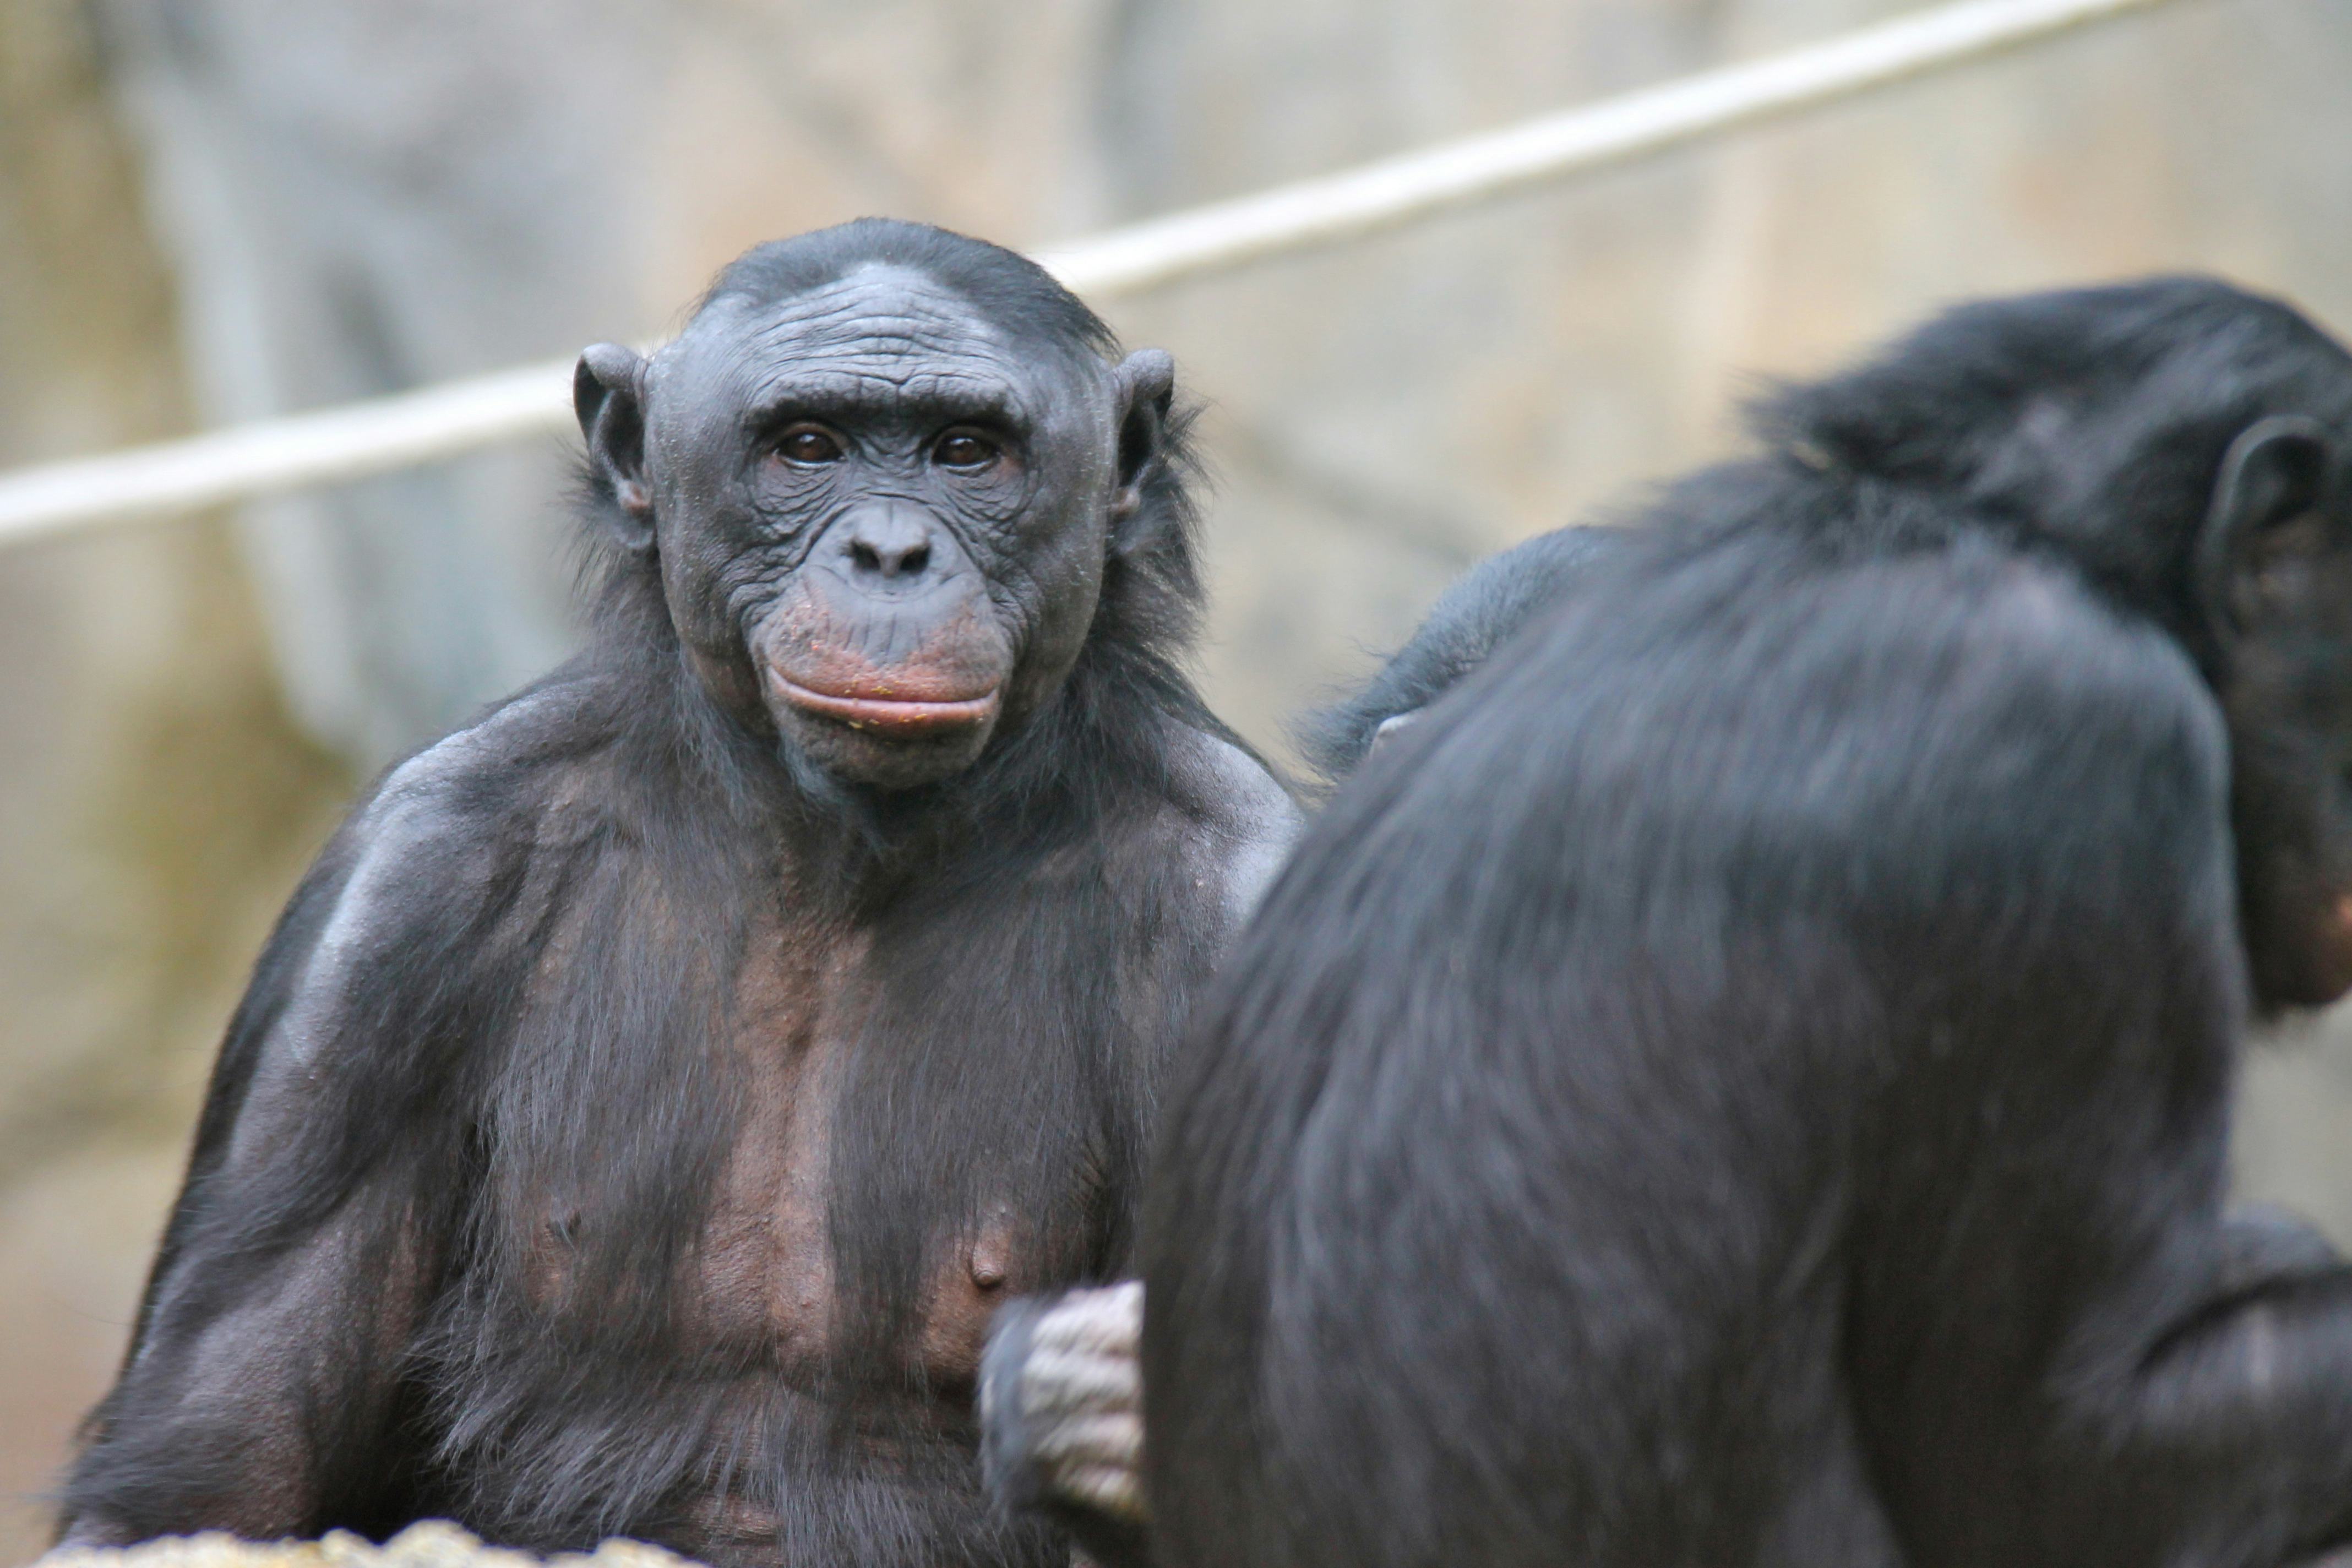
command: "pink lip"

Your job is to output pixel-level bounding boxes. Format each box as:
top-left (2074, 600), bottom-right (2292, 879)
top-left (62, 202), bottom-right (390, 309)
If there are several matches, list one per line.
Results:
top-left (768, 672), bottom-right (1003, 736)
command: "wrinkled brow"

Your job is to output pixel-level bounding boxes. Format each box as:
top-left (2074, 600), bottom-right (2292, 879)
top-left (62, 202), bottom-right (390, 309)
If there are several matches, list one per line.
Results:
top-left (741, 368), bottom-right (1032, 433)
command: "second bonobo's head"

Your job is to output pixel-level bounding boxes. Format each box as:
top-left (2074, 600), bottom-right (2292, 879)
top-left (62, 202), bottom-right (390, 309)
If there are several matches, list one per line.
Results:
top-left (1760, 277), bottom-right (2352, 1011)
top-left (573, 220), bottom-right (1180, 792)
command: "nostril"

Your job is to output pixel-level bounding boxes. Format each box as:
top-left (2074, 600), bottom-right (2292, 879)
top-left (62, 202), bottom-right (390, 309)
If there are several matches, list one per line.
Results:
top-left (847, 541), bottom-right (930, 579)
top-left (839, 516), bottom-right (937, 580)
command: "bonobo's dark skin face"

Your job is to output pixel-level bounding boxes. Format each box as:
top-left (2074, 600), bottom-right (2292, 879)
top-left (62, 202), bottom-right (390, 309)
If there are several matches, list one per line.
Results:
top-left (614, 264), bottom-right (1146, 790)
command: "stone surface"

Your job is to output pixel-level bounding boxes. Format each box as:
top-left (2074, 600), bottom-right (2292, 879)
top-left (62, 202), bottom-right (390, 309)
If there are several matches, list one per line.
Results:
top-left (37, 1522), bottom-right (696, 1568)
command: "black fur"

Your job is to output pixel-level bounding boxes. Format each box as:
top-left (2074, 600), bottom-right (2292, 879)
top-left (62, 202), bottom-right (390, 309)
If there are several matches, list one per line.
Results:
top-left (1300, 525), bottom-right (1631, 780)
top-left (1144, 277), bottom-right (2352, 1568)
top-left (59, 221), bottom-right (1296, 1568)
top-left (972, 526), bottom-right (1636, 1554)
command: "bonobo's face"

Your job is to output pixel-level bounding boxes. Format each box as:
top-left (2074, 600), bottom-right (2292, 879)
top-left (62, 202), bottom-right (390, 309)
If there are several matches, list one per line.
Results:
top-left (578, 262), bottom-right (1170, 791)
top-left (2196, 411), bottom-right (2352, 1008)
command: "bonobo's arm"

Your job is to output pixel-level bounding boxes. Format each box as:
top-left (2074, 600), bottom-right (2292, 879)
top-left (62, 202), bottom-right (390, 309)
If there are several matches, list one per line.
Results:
top-left (57, 719), bottom-right (536, 1545)
top-left (1299, 524), bottom-right (1629, 780)
top-left (1855, 626), bottom-right (2352, 1567)
top-left (2076, 1217), bottom-right (2352, 1563)
top-left (2034, 876), bottom-right (2352, 1552)
top-left (1007, 531), bottom-right (1621, 1547)
top-left (983, 532), bottom-right (1616, 1549)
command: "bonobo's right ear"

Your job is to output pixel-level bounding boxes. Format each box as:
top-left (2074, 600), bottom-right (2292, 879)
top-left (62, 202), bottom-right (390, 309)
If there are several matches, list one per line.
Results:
top-left (2196, 414), bottom-right (2342, 650)
top-left (575, 343), bottom-right (655, 552)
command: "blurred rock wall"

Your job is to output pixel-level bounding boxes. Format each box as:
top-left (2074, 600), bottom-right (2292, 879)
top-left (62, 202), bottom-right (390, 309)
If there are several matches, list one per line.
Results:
top-left (0, 3), bottom-right (351, 1559)
top-left (3, 0), bottom-right (2351, 1560)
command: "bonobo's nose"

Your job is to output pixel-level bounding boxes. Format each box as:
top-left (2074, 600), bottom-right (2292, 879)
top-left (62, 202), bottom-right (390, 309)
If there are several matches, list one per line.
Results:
top-left (834, 504), bottom-right (938, 584)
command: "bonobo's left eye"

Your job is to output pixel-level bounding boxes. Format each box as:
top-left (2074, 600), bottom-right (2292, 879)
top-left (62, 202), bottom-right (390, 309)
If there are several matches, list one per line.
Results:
top-left (932, 429), bottom-right (1001, 471)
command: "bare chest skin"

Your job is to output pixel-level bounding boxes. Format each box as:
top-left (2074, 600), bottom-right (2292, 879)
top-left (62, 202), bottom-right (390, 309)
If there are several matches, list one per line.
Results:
top-left (478, 734), bottom-right (1291, 1562)
top-left (687, 913), bottom-right (1054, 1393)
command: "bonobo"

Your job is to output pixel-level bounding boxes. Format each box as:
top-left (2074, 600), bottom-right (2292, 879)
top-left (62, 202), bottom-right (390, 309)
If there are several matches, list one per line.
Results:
top-left (1145, 279), bottom-right (2352, 1568)
top-left (56, 220), bottom-right (1298, 1568)
top-left (976, 523), bottom-right (1631, 1548)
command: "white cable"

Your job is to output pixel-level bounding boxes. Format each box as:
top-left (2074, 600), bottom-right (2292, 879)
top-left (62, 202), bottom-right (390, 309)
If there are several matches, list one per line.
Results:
top-left (1037, 0), bottom-right (2186, 295)
top-left (0, 360), bottom-right (578, 548)
top-left (0, 0), bottom-right (2193, 548)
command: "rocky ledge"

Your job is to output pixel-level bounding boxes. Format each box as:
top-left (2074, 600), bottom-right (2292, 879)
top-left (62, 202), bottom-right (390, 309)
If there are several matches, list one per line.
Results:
top-left (37, 1523), bottom-right (697, 1568)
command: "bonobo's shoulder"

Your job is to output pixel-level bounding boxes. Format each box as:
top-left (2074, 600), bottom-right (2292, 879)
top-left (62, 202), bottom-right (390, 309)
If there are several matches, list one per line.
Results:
top-left (375, 683), bottom-right (587, 790)
top-left (351, 667), bottom-right (617, 836)
top-left (224, 671), bottom-right (625, 1082)
top-left (1304, 524), bottom-right (1632, 779)
top-left (1846, 543), bottom-right (2213, 734)
top-left (1624, 531), bottom-right (2225, 774)
top-left (1152, 721), bottom-right (1303, 928)
top-left (1158, 721), bottom-right (1301, 845)
top-left (319, 666), bottom-right (652, 920)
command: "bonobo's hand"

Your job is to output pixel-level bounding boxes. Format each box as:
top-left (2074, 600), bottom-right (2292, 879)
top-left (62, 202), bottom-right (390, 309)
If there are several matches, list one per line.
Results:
top-left (980, 1282), bottom-right (1148, 1567)
top-left (2218, 1202), bottom-right (2344, 1296)
top-left (2211, 1205), bottom-right (2352, 1567)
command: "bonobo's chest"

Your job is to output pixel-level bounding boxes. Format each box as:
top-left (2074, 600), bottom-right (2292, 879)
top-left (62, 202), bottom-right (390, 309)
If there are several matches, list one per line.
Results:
top-left (684, 887), bottom-right (1155, 1392)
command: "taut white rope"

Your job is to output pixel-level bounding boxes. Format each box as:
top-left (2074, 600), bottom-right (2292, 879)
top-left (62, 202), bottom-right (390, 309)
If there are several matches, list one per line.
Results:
top-left (0, 0), bottom-right (2195, 548)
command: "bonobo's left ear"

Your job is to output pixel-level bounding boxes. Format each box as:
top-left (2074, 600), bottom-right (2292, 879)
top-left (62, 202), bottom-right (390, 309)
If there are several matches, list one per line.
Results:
top-left (2197, 414), bottom-right (2342, 649)
top-left (1109, 349), bottom-right (1176, 532)
top-left (575, 343), bottom-right (656, 552)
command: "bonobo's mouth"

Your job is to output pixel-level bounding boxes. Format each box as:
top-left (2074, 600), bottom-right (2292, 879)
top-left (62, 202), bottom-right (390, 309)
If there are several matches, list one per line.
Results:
top-left (767, 670), bottom-right (1004, 738)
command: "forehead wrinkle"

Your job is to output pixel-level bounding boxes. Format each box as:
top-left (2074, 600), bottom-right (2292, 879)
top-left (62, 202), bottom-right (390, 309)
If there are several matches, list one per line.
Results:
top-left (760, 276), bottom-right (1039, 412)
top-left (665, 262), bottom-right (1099, 439)
top-left (737, 264), bottom-right (1009, 359)
top-left (746, 308), bottom-right (987, 365)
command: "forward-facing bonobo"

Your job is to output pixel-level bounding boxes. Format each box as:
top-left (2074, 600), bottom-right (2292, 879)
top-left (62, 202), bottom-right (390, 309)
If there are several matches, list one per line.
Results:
top-left (1145, 279), bottom-right (2352, 1568)
top-left (57, 219), bottom-right (1297, 1568)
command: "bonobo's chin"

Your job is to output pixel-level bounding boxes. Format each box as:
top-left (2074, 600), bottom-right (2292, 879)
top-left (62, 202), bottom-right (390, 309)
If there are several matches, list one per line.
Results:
top-left (765, 669), bottom-right (1005, 791)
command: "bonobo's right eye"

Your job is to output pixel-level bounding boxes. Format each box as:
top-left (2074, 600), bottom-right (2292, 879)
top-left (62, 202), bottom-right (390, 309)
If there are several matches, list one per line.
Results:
top-left (772, 424), bottom-right (845, 466)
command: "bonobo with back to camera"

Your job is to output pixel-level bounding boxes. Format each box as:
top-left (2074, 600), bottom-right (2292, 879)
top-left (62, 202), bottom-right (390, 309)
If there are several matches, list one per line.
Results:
top-left (1146, 277), bottom-right (2352, 1568)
